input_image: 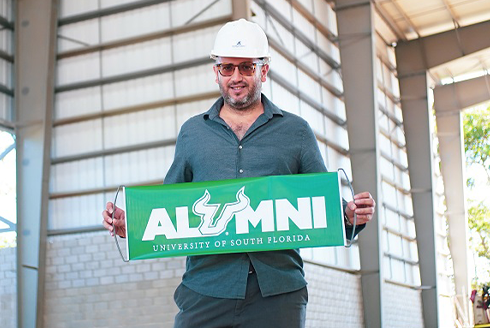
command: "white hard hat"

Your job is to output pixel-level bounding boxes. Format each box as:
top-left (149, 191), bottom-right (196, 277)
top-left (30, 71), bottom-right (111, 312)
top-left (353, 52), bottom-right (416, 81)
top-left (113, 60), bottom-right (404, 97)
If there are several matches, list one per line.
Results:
top-left (210, 19), bottom-right (271, 61)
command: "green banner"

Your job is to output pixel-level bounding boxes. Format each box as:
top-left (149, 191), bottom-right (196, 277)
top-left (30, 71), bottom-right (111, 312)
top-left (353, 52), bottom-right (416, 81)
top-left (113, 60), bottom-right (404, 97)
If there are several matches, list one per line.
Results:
top-left (122, 172), bottom-right (346, 260)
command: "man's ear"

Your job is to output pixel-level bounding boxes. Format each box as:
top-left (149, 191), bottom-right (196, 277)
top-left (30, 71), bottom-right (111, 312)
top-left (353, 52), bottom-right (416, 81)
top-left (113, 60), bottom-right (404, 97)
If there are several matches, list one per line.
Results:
top-left (260, 64), bottom-right (269, 82)
top-left (213, 65), bottom-right (220, 84)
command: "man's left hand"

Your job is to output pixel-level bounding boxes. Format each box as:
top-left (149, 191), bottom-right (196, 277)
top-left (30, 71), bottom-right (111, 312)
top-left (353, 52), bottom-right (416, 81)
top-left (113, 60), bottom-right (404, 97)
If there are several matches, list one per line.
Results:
top-left (345, 192), bottom-right (376, 225)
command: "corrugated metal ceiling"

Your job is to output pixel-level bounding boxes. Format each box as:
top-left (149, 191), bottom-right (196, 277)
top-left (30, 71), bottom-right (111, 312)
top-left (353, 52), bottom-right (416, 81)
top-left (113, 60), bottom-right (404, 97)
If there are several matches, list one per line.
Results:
top-left (372, 0), bottom-right (490, 84)
top-left (374, 0), bottom-right (490, 40)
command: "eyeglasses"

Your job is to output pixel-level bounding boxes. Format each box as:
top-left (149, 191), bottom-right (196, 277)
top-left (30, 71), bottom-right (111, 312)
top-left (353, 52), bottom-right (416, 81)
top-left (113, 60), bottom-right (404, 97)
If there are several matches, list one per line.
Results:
top-left (215, 62), bottom-right (262, 76)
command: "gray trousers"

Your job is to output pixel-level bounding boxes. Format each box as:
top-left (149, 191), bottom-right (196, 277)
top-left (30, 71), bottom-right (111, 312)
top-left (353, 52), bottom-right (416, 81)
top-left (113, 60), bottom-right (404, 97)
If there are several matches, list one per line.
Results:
top-left (173, 272), bottom-right (308, 328)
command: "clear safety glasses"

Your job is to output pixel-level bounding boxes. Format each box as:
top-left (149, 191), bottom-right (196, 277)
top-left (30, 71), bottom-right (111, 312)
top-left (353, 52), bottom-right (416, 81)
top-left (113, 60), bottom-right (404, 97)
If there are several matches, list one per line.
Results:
top-left (215, 62), bottom-right (263, 76)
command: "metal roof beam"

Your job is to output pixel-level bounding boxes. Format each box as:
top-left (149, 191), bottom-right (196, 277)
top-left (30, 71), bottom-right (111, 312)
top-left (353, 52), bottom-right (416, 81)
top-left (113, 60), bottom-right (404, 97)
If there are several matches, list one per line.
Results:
top-left (433, 75), bottom-right (490, 112)
top-left (396, 20), bottom-right (490, 76)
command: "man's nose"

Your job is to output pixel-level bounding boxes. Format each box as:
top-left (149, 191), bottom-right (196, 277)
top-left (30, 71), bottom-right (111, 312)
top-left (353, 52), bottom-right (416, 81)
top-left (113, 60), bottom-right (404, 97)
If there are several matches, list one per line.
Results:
top-left (230, 66), bottom-right (243, 81)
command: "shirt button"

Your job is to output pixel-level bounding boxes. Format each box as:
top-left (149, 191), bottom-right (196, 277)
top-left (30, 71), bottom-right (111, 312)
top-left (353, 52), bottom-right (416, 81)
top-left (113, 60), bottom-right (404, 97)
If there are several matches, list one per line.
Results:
top-left (238, 145), bottom-right (243, 150)
top-left (239, 169), bottom-right (244, 174)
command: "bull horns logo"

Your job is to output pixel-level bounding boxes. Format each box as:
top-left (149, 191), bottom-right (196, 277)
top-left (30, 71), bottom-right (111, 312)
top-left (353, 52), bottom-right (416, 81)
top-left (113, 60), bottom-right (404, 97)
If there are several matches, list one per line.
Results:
top-left (193, 187), bottom-right (250, 235)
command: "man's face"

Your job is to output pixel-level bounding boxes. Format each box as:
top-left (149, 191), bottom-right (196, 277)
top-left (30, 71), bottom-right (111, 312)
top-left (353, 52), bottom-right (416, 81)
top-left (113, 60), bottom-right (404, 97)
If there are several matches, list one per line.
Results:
top-left (213, 57), bottom-right (269, 110)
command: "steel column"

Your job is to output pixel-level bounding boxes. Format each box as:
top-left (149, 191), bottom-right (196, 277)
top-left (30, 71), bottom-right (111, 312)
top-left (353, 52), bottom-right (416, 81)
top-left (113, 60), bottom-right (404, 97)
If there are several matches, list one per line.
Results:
top-left (434, 78), bottom-right (489, 297)
top-left (232, 0), bottom-right (251, 20)
top-left (435, 108), bottom-right (470, 298)
top-left (336, 1), bottom-right (383, 327)
top-left (395, 69), bottom-right (439, 327)
top-left (15, 0), bottom-right (57, 327)
top-left (394, 19), bottom-right (490, 328)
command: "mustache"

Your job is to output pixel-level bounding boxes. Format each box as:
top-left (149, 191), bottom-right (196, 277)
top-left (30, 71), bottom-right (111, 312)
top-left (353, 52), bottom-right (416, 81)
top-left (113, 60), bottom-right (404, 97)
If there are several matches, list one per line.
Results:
top-left (227, 82), bottom-right (248, 88)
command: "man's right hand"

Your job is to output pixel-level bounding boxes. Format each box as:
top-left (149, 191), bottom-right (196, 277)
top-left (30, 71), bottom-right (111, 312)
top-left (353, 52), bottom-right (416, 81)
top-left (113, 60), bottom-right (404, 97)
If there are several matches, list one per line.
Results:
top-left (102, 202), bottom-right (126, 238)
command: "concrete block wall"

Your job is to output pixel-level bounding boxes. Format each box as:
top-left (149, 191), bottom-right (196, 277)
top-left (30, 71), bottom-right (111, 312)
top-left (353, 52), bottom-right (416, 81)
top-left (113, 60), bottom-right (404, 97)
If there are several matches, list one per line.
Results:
top-left (384, 282), bottom-right (424, 328)
top-left (0, 246), bottom-right (17, 328)
top-left (304, 262), bottom-right (364, 328)
top-left (44, 232), bottom-right (181, 328)
top-left (0, 233), bottom-right (424, 328)
top-left (43, 232), bottom-right (367, 327)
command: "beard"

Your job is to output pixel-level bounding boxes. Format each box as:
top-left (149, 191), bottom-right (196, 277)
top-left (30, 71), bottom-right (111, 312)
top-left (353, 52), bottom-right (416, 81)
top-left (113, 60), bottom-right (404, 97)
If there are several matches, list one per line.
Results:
top-left (218, 74), bottom-right (262, 111)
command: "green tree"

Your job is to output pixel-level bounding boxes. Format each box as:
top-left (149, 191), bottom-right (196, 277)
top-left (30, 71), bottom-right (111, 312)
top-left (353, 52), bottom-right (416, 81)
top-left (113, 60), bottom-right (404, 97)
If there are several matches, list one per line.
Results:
top-left (463, 106), bottom-right (490, 286)
top-left (468, 202), bottom-right (490, 261)
top-left (0, 233), bottom-right (16, 248)
top-left (463, 106), bottom-right (490, 181)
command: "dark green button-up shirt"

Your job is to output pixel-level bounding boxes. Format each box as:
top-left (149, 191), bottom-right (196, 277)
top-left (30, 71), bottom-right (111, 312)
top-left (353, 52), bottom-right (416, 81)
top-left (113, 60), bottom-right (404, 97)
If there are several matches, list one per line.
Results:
top-left (164, 94), bottom-right (361, 299)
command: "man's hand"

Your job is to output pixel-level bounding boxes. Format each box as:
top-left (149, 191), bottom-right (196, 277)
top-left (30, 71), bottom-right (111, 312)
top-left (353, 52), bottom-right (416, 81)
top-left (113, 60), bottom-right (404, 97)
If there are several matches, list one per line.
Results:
top-left (102, 202), bottom-right (127, 238)
top-left (345, 192), bottom-right (375, 225)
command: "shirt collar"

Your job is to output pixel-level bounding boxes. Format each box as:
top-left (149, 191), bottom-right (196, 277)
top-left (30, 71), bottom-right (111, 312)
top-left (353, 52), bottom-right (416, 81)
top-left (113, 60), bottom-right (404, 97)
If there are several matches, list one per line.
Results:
top-left (203, 94), bottom-right (283, 121)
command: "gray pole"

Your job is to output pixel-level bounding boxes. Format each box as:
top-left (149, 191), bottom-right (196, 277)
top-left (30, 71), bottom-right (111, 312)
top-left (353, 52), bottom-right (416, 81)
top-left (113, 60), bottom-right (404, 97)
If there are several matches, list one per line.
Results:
top-left (395, 20), bottom-right (490, 325)
top-left (395, 44), bottom-right (439, 328)
top-left (15, 0), bottom-right (57, 327)
top-left (232, 0), bottom-right (251, 20)
top-left (434, 76), bottom-right (490, 298)
top-left (336, 1), bottom-right (384, 327)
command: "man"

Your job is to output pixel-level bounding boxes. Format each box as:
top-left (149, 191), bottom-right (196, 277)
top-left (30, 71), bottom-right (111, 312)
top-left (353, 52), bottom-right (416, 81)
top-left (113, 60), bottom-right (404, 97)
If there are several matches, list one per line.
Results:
top-left (102, 19), bottom-right (375, 328)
